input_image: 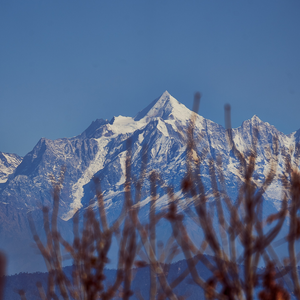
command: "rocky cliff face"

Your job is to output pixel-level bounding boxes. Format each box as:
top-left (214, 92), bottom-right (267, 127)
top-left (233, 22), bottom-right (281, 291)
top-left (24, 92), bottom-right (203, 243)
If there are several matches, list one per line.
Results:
top-left (0, 91), bottom-right (299, 274)
top-left (0, 152), bottom-right (22, 183)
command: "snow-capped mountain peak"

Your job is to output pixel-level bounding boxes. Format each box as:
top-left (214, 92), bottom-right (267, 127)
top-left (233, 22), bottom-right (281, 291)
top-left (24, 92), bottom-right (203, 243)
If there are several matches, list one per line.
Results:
top-left (134, 90), bottom-right (192, 123)
top-left (250, 114), bottom-right (261, 122)
top-left (102, 91), bottom-right (195, 139)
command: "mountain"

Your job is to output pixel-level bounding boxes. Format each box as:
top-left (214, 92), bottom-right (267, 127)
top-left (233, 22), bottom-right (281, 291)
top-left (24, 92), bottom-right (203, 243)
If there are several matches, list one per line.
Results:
top-left (3, 257), bottom-right (208, 300)
top-left (4, 256), bottom-right (297, 300)
top-left (0, 91), bottom-right (299, 275)
top-left (0, 256), bottom-right (223, 300)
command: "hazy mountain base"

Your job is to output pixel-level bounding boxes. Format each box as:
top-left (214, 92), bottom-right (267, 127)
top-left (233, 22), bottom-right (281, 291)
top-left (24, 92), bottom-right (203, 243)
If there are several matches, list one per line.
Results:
top-left (5, 256), bottom-right (294, 300)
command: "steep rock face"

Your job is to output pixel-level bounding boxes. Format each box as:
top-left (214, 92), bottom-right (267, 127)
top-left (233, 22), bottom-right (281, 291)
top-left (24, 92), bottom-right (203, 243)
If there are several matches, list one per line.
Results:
top-left (0, 152), bottom-right (22, 183)
top-left (1, 137), bottom-right (99, 211)
top-left (0, 90), bottom-right (299, 274)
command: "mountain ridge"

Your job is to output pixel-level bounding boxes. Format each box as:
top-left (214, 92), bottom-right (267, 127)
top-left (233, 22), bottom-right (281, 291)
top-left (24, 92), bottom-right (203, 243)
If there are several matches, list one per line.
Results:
top-left (0, 91), bottom-right (299, 275)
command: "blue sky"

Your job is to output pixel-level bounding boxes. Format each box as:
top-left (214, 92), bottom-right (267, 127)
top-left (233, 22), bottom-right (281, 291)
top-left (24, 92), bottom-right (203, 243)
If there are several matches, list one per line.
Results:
top-left (1, 0), bottom-right (299, 156)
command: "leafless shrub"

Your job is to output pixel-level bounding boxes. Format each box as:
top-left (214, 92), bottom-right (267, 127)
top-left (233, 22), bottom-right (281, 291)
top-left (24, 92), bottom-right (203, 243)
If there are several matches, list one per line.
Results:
top-left (168, 94), bottom-right (292, 300)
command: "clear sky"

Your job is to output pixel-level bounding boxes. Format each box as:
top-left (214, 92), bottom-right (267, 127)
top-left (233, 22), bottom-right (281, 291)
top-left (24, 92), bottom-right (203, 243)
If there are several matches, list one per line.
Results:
top-left (1, 0), bottom-right (299, 156)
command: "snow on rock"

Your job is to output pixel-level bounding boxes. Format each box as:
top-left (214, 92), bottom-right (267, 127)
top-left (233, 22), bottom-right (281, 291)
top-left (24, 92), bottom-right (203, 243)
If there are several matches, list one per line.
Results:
top-left (109, 116), bottom-right (147, 135)
top-left (0, 152), bottom-right (22, 183)
top-left (64, 136), bottom-right (110, 220)
top-left (134, 90), bottom-right (192, 123)
top-left (2, 90), bottom-right (300, 224)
